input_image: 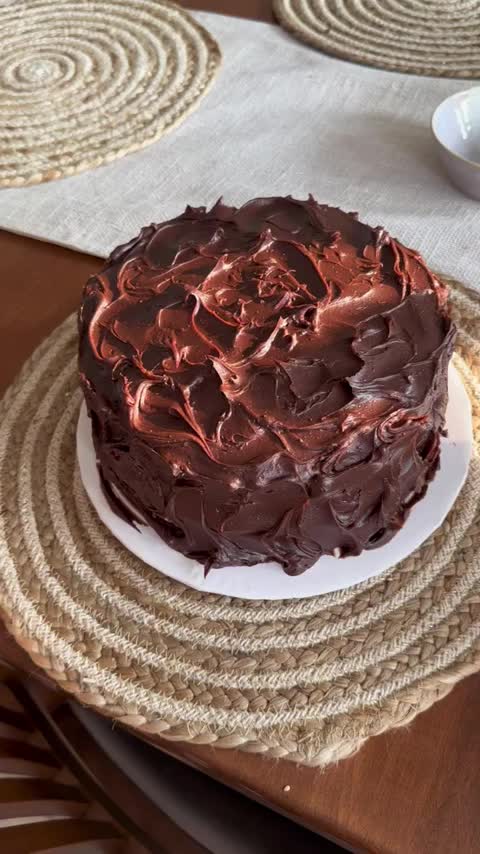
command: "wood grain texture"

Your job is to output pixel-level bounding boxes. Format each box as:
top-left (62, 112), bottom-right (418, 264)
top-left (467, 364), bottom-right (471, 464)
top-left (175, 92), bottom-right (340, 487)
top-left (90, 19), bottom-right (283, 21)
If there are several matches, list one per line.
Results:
top-left (183, 0), bottom-right (274, 21)
top-left (0, 1), bottom-right (479, 850)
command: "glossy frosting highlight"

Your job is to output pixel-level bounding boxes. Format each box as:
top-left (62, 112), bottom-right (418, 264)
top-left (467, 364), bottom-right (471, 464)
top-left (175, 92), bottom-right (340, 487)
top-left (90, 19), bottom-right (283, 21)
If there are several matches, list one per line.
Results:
top-left (79, 196), bottom-right (456, 574)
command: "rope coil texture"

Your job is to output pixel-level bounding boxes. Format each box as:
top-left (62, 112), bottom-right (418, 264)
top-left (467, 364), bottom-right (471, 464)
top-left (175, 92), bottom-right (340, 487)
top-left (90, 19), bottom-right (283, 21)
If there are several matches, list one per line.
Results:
top-left (0, 0), bottom-right (221, 187)
top-left (0, 280), bottom-right (479, 765)
top-left (274, 0), bottom-right (480, 78)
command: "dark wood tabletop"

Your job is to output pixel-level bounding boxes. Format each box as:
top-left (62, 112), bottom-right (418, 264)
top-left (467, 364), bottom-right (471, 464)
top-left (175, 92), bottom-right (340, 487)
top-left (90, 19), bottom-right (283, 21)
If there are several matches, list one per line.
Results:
top-left (1, 3), bottom-right (479, 852)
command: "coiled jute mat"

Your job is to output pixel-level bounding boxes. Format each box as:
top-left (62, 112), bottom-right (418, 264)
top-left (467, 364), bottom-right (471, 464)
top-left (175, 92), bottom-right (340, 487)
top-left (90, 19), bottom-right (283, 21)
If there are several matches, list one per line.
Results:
top-left (0, 280), bottom-right (479, 767)
top-left (0, 0), bottom-right (221, 188)
top-left (274, 0), bottom-right (480, 78)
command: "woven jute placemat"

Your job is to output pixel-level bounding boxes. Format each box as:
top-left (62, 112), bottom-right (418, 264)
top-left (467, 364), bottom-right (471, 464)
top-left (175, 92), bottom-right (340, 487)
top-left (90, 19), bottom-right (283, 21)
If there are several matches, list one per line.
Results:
top-left (274, 0), bottom-right (480, 78)
top-left (0, 280), bottom-right (479, 766)
top-left (0, 0), bottom-right (221, 188)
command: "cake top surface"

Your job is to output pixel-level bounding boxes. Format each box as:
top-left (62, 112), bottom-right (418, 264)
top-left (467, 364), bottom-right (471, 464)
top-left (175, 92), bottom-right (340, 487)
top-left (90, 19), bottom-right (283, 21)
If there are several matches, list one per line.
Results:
top-left (80, 196), bottom-right (453, 467)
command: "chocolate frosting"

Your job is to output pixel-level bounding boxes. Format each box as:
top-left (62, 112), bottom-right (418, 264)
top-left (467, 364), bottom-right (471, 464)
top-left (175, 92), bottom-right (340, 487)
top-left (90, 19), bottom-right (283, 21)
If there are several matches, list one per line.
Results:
top-left (79, 196), bottom-right (456, 575)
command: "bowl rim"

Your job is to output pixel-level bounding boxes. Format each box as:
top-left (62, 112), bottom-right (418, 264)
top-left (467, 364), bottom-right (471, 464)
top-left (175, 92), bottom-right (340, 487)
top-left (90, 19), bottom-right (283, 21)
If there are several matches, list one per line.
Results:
top-left (431, 85), bottom-right (480, 171)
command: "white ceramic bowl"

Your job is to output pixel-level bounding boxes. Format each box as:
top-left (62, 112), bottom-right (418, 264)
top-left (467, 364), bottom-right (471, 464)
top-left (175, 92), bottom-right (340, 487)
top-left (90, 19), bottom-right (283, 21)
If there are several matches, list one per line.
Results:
top-left (432, 87), bottom-right (480, 199)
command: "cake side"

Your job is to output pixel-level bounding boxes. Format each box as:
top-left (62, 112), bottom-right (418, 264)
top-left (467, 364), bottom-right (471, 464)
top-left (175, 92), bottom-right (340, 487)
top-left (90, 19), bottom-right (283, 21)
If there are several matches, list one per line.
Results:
top-left (78, 196), bottom-right (456, 575)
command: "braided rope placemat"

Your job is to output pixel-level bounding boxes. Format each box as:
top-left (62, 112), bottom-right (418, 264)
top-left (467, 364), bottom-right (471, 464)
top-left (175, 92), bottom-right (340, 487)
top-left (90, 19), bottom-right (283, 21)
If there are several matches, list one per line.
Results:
top-left (0, 0), bottom-right (221, 188)
top-left (274, 0), bottom-right (480, 78)
top-left (0, 281), bottom-right (479, 766)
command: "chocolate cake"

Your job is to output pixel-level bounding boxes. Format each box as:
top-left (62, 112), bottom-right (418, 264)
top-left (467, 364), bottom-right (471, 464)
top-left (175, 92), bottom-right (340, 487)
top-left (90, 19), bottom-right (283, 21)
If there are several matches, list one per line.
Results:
top-left (78, 196), bottom-right (456, 575)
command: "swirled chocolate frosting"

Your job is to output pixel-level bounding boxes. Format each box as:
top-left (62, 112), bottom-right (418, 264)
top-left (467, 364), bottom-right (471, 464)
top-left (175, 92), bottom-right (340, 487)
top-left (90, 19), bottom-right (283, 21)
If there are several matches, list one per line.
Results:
top-left (79, 196), bottom-right (456, 575)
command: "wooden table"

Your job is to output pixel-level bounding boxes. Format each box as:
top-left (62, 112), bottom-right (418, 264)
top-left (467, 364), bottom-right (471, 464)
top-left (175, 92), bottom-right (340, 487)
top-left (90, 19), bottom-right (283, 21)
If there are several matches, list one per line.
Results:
top-left (1, 3), bottom-right (479, 852)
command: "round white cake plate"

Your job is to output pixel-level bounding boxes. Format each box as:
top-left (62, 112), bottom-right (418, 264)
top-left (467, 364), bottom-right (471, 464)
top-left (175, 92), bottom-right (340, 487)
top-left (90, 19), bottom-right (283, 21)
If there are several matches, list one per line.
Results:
top-left (77, 364), bottom-right (472, 601)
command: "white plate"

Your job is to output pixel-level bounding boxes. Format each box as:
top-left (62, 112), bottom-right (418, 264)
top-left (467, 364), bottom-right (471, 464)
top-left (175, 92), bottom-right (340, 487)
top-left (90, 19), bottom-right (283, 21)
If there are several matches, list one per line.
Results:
top-left (77, 364), bottom-right (472, 600)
